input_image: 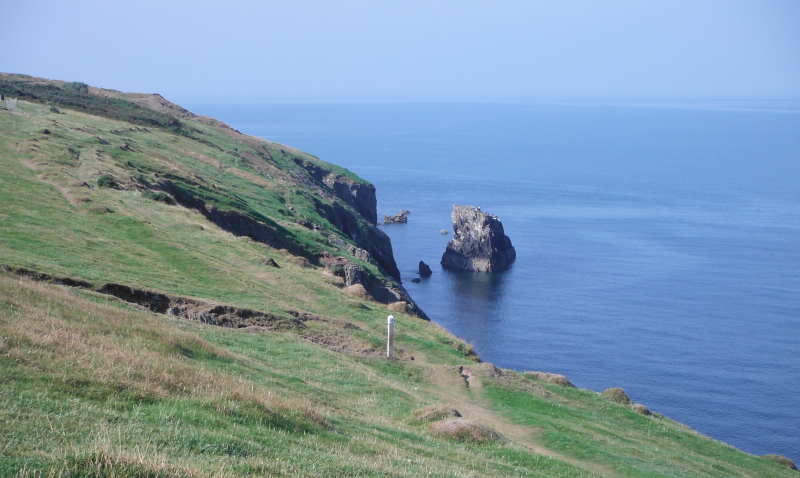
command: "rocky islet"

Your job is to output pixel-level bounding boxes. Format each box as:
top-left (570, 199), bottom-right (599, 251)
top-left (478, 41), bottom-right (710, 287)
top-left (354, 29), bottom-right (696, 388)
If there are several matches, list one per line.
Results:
top-left (440, 205), bottom-right (516, 272)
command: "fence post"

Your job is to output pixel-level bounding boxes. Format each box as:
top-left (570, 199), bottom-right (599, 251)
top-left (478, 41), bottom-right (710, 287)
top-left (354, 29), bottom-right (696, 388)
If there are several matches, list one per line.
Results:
top-left (387, 315), bottom-right (394, 358)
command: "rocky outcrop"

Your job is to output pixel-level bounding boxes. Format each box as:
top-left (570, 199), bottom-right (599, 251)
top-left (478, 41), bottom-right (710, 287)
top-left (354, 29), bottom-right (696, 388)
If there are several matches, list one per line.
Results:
top-left (383, 211), bottom-right (408, 224)
top-left (4, 267), bottom-right (390, 355)
top-left (419, 261), bottom-right (433, 277)
top-left (290, 157), bottom-right (401, 282)
top-left (602, 387), bottom-right (632, 404)
top-left (327, 234), bottom-right (371, 262)
top-left (293, 158), bottom-right (377, 225)
top-left (524, 371), bottom-right (574, 387)
top-left (324, 174), bottom-right (378, 225)
top-left (314, 198), bottom-right (400, 281)
top-left (319, 252), bottom-right (428, 319)
top-left (441, 205), bottom-right (516, 272)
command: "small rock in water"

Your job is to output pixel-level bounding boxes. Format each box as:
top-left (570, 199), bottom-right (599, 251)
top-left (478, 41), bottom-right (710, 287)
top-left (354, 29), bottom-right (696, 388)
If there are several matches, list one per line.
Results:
top-left (383, 211), bottom-right (408, 224)
top-left (418, 261), bottom-right (433, 277)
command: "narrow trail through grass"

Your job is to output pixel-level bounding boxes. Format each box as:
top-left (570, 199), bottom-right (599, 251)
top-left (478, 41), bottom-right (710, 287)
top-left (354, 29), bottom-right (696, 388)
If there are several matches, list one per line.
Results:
top-left (414, 356), bottom-right (613, 477)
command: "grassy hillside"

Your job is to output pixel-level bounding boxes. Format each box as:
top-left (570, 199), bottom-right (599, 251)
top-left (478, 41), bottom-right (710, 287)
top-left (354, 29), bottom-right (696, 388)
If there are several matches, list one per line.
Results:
top-left (0, 76), bottom-right (796, 477)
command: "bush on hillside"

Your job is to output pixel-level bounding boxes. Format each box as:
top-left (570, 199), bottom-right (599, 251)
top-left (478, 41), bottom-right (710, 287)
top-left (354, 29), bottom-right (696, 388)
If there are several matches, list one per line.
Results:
top-left (142, 190), bottom-right (175, 205)
top-left (62, 81), bottom-right (89, 93)
top-left (97, 174), bottom-right (117, 189)
top-left (0, 78), bottom-right (183, 133)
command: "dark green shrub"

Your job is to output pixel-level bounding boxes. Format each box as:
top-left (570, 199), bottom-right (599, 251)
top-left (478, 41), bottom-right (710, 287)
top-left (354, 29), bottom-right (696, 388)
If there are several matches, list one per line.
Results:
top-left (133, 173), bottom-right (151, 186)
top-left (97, 174), bottom-right (117, 189)
top-left (0, 78), bottom-right (183, 133)
top-left (142, 190), bottom-right (175, 205)
top-left (62, 81), bottom-right (89, 93)
top-left (49, 105), bottom-right (60, 113)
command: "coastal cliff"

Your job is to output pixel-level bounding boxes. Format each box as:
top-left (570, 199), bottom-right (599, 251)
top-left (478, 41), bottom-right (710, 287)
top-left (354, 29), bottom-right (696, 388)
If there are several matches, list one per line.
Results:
top-left (0, 72), bottom-right (418, 316)
top-left (1, 73), bottom-right (795, 477)
top-left (292, 157), bottom-right (379, 226)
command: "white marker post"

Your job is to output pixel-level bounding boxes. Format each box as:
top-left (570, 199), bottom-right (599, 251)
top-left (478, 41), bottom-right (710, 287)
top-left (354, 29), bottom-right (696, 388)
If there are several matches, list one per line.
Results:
top-left (387, 315), bottom-right (395, 359)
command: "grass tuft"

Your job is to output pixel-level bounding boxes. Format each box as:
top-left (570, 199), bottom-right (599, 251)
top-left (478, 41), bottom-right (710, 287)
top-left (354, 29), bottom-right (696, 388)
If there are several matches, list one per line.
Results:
top-left (602, 387), bottom-right (632, 404)
top-left (411, 404), bottom-right (462, 422)
top-left (96, 174), bottom-right (117, 189)
top-left (430, 419), bottom-right (504, 444)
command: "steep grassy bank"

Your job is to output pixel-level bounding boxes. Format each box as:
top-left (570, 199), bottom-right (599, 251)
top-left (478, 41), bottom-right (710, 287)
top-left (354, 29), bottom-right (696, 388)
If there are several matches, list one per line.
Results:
top-left (0, 75), bottom-right (795, 476)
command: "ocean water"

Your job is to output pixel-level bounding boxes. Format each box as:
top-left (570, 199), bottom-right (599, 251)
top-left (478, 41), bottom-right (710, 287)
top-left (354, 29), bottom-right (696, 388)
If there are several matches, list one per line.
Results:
top-left (184, 99), bottom-right (800, 462)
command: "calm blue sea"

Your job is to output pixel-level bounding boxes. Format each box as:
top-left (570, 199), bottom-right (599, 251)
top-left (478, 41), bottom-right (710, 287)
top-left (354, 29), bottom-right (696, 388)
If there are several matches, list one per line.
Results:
top-left (184, 99), bottom-right (800, 463)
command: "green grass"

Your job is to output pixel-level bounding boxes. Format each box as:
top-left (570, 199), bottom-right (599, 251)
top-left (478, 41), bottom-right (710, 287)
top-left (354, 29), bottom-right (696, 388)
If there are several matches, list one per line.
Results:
top-left (0, 75), bottom-right (184, 132)
top-left (0, 109), bottom-right (312, 311)
top-left (481, 376), bottom-right (790, 477)
top-left (0, 91), bottom-right (796, 477)
top-left (0, 274), bottom-right (587, 477)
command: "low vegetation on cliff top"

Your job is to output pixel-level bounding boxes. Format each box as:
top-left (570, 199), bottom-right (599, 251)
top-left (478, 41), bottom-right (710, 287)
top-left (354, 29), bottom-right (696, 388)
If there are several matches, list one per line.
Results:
top-left (0, 75), bottom-right (795, 476)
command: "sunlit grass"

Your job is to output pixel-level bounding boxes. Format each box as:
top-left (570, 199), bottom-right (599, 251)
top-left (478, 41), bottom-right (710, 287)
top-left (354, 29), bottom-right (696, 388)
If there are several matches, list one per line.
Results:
top-left (0, 99), bottom-right (795, 477)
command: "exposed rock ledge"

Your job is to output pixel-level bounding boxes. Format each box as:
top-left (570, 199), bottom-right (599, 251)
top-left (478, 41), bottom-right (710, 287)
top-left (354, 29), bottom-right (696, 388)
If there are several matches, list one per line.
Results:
top-left (441, 205), bottom-right (516, 272)
top-left (2, 266), bottom-right (383, 355)
top-left (293, 157), bottom-right (377, 225)
top-left (383, 212), bottom-right (408, 224)
top-left (319, 253), bottom-right (428, 320)
top-left (291, 157), bottom-right (401, 281)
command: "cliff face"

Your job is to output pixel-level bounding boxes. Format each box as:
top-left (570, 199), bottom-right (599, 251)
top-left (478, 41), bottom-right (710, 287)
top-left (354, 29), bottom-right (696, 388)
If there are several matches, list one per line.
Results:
top-left (313, 198), bottom-right (401, 281)
top-left (277, 143), bottom-right (420, 314)
top-left (441, 205), bottom-right (516, 272)
top-left (325, 175), bottom-right (378, 226)
top-left (308, 171), bottom-right (424, 317)
top-left (294, 158), bottom-right (378, 225)
top-left (293, 157), bottom-right (401, 282)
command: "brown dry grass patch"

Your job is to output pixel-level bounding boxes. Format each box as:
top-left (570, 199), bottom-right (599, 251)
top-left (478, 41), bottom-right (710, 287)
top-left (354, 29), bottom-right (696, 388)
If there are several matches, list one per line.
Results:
top-left (0, 273), bottom-right (323, 423)
top-left (34, 444), bottom-right (213, 478)
top-left (602, 387), bottom-right (632, 404)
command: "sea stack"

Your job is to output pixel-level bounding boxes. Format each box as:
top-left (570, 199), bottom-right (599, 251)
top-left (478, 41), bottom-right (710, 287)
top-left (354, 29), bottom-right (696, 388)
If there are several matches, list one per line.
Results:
top-left (418, 261), bottom-right (433, 277)
top-left (441, 205), bottom-right (516, 272)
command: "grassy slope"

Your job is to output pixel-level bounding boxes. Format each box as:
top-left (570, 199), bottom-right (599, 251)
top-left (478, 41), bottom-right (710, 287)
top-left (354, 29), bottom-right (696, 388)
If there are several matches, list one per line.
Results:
top-left (0, 94), bottom-right (795, 477)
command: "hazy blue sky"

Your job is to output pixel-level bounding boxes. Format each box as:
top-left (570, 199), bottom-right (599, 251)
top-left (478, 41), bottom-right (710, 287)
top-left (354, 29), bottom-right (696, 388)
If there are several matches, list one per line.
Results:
top-left (3, 1), bottom-right (799, 100)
